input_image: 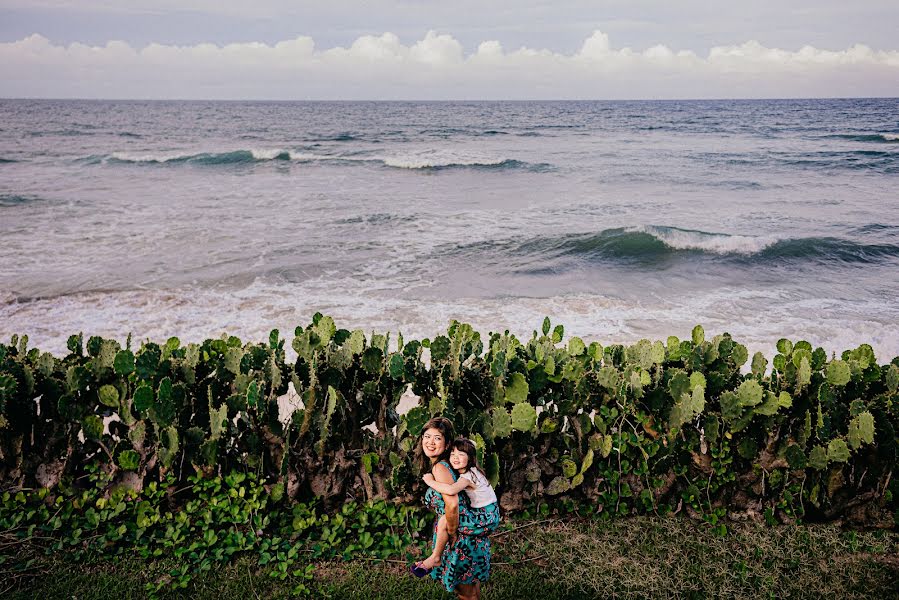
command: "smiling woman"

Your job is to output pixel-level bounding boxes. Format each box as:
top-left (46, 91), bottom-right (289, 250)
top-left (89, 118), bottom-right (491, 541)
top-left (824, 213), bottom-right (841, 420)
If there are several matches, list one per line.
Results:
top-left (414, 417), bottom-right (494, 600)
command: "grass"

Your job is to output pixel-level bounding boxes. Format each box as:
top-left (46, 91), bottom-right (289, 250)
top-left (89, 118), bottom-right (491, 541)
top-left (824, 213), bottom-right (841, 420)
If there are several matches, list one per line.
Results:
top-left (3, 516), bottom-right (897, 599)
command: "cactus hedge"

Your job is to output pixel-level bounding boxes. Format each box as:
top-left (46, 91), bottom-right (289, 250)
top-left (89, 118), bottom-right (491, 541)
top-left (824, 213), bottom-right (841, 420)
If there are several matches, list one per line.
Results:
top-left (1, 315), bottom-right (897, 528)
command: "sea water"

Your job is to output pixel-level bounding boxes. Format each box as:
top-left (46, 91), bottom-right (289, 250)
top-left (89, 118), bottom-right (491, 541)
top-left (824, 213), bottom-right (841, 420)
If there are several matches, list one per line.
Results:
top-left (1, 98), bottom-right (897, 360)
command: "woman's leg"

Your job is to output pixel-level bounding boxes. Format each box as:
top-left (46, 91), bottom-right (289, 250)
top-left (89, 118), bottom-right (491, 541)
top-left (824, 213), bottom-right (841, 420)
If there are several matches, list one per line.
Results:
top-left (455, 581), bottom-right (480, 600)
top-left (420, 514), bottom-right (448, 569)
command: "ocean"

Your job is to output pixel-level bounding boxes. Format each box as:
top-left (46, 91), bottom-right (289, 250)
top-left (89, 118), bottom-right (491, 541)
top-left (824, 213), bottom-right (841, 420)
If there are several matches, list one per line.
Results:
top-left (1, 98), bottom-right (898, 360)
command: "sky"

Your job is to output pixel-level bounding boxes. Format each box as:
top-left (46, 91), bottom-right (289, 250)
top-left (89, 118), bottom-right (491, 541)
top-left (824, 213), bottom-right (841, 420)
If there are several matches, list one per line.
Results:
top-left (1, 0), bottom-right (898, 99)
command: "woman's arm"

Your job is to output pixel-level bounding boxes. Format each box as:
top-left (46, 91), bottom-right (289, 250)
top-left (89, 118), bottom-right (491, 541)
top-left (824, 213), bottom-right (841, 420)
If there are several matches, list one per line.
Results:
top-left (432, 462), bottom-right (458, 536)
top-left (423, 473), bottom-right (473, 495)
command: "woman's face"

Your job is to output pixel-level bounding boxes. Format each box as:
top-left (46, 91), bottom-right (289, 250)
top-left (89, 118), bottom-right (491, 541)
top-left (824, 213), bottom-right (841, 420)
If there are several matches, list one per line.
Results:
top-left (421, 428), bottom-right (447, 459)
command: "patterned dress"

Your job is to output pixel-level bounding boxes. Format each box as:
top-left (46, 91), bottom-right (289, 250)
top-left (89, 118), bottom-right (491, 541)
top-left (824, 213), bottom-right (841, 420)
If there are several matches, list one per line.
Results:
top-left (423, 460), bottom-right (501, 592)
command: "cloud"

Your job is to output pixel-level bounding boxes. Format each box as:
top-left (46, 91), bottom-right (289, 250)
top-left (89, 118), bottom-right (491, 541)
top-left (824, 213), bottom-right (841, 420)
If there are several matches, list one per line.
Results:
top-left (1, 29), bottom-right (897, 99)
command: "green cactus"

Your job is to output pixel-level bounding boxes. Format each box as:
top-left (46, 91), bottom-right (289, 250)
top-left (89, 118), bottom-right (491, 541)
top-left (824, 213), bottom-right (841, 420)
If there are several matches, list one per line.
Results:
top-left (751, 352), bottom-right (767, 376)
top-left (158, 426), bottom-right (179, 468)
top-left (545, 476), bottom-right (571, 496)
top-left (847, 411), bottom-right (875, 450)
top-left (492, 408), bottom-right (512, 438)
top-left (826, 438), bottom-right (850, 463)
top-left (511, 402), bottom-right (537, 433)
top-left (504, 372), bottom-right (528, 404)
top-left (826, 360), bottom-right (851, 386)
top-left (692, 324), bottom-right (705, 346)
top-left (98, 384), bottom-right (119, 408)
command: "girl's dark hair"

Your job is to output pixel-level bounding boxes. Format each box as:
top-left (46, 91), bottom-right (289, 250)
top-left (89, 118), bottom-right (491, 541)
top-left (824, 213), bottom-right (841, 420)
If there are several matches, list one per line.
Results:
top-left (452, 438), bottom-right (482, 481)
top-left (416, 417), bottom-right (455, 473)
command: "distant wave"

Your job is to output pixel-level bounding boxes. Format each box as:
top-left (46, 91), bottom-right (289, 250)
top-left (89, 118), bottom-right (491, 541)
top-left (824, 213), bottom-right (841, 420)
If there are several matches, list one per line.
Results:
top-left (0, 158), bottom-right (17, 163)
top-left (453, 226), bottom-right (899, 269)
top-left (87, 149), bottom-right (550, 171)
top-left (823, 133), bottom-right (899, 143)
top-left (0, 194), bottom-right (41, 207)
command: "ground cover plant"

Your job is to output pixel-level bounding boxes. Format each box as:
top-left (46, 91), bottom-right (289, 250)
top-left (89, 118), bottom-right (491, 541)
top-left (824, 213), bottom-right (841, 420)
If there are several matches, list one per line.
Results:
top-left (1, 316), bottom-right (897, 595)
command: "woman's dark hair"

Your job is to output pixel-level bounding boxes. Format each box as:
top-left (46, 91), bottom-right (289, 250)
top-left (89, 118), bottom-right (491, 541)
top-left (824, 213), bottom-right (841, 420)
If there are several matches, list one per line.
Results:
top-left (452, 438), bottom-right (482, 480)
top-left (416, 416), bottom-right (455, 473)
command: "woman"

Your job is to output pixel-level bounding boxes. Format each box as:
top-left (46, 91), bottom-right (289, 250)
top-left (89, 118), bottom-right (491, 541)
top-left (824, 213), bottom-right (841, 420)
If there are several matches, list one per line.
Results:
top-left (417, 417), bottom-right (492, 600)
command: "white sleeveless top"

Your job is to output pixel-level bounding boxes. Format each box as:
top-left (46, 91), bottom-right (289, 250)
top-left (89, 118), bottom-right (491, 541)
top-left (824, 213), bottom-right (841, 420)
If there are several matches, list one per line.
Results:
top-left (459, 467), bottom-right (498, 508)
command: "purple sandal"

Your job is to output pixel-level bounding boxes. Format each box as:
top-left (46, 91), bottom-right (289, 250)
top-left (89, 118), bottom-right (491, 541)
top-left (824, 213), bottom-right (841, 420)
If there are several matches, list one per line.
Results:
top-left (409, 562), bottom-right (431, 578)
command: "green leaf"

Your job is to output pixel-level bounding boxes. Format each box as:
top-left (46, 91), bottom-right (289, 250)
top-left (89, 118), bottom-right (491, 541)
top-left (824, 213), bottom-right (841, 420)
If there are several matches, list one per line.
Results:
top-left (754, 391), bottom-right (780, 417)
top-left (545, 476), bottom-right (570, 496)
top-left (348, 330), bottom-right (365, 355)
top-left (599, 434), bottom-right (613, 458)
top-left (492, 408), bottom-right (512, 439)
top-left (117, 449), bottom-right (140, 471)
top-left (485, 453), bottom-right (500, 487)
top-left (826, 360), bottom-right (851, 386)
top-left (510, 402), bottom-right (537, 433)
top-left (542, 317), bottom-right (551, 336)
top-left (552, 324), bottom-right (564, 344)
top-left (133, 384), bottom-right (153, 412)
top-left (313, 315), bottom-right (336, 347)
top-left (361, 347), bottom-right (383, 374)
top-left (826, 439), bottom-right (850, 463)
top-left (797, 357), bottom-right (811, 388)
top-left (731, 344), bottom-right (749, 367)
top-left (777, 338), bottom-right (793, 355)
top-left (809, 446), bottom-right (828, 470)
top-left (98, 384), bottom-right (119, 408)
top-left (691, 325), bottom-right (705, 346)
top-left (751, 352), bottom-right (768, 377)
top-left (736, 379), bottom-right (764, 407)
top-left (246, 380), bottom-right (260, 408)
top-left (568, 337), bottom-right (586, 356)
top-left (886, 364), bottom-right (899, 394)
top-left (777, 391), bottom-right (792, 409)
top-left (561, 458), bottom-right (577, 478)
top-left (113, 350), bottom-right (135, 375)
top-left (402, 406), bottom-right (429, 438)
top-left (689, 372), bottom-right (706, 391)
top-left (785, 445), bottom-right (806, 469)
top-left (388, 353), bottom-right (404, 379)
top-left (82, 415), bottom-right (103, 440)
top-left (504, 372), bottom-right (529, 404)
top-left (848, 411), bottom-right (875, 450)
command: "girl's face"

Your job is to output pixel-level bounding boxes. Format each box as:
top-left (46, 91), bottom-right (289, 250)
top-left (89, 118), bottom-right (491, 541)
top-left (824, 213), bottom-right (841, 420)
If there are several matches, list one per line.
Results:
top-left (421, 428), bottom-right (447, 459)
top-left (449, 448), bottom-right (470, 471)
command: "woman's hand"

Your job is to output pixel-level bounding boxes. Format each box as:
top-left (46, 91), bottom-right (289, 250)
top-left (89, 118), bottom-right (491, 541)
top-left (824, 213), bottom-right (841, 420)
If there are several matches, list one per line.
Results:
top-left (423, 473), bottom-right (435, 484)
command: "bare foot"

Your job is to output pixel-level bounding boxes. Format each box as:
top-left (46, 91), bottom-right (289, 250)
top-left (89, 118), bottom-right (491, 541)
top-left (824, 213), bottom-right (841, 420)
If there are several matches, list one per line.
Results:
top-left (420, 554), bottom-right (441, 570)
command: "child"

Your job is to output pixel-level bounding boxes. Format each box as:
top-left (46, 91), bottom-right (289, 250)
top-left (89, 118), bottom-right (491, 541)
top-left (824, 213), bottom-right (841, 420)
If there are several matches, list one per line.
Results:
top-left (417, 438), bottom-right (500, 571)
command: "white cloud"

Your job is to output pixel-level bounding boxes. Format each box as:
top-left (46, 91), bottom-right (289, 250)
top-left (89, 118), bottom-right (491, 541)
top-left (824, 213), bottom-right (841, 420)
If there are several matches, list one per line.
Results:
top-left (1, 30), bottom-right (897, 99)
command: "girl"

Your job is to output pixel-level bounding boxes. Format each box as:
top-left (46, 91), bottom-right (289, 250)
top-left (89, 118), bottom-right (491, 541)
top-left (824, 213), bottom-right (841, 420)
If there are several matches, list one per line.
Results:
top-left (417, 438), bottom-right (501, 572)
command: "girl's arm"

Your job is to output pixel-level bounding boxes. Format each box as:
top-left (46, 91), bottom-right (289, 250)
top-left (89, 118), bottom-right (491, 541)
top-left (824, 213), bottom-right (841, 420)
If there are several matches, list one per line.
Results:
top-left (422, 473), bottom-right (473, 495)
top-left (432, 462), bottom-right (458, 537)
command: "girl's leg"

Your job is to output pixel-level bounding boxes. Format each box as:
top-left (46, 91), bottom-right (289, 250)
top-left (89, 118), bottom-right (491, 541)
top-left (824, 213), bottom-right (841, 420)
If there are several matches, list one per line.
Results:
top-left (420, 514), bottom-right (448, 569)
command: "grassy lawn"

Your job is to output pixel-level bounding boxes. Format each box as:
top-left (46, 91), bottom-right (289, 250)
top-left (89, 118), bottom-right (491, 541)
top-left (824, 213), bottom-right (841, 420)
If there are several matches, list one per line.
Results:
top-left (4, 517), bottom-right (897, 599)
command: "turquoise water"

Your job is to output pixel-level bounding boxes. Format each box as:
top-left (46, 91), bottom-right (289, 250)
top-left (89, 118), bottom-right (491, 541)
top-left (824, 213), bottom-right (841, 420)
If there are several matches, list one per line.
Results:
top-left (1, 98), bottom-right (898, 358)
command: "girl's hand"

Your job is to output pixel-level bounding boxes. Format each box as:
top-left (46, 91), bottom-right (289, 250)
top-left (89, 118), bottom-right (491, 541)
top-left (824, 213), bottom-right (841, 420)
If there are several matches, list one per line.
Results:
top-left (423, 473), bottom-right (435, 484)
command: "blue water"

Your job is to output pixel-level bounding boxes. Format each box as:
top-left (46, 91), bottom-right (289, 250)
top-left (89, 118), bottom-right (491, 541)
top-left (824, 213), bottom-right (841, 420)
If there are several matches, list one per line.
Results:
top-left (1, 98), bottom-right (898, 359)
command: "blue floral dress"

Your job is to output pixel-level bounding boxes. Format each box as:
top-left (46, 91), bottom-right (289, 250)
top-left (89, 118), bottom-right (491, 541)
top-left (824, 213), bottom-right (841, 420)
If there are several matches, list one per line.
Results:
top-left (423, 461), bottom-right (500, 592)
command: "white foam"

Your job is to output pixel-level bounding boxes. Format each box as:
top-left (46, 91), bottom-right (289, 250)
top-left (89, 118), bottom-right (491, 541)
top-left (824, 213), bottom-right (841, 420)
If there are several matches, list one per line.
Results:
top-left (3, 282), bottom-right (897, 366)
top-left (636, 225), bottom-right (778, 255)
top-left (109, 151), bottom-right (190, 163)
top-left (382, 154), bottom-right (508, 169)
top-left (882, 133), bottom-right (899, 141)
top-left (249, 148), bottom-right (287, 160)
